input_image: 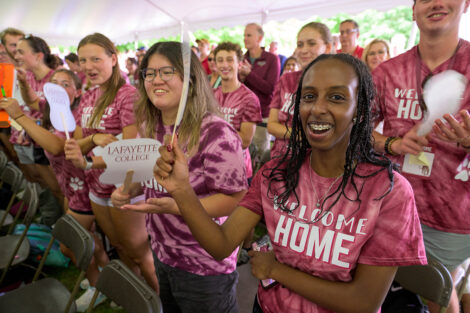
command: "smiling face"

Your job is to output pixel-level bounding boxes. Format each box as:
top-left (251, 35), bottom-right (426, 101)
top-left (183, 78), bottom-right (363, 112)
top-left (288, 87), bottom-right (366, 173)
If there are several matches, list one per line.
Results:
top-left (4, 34), bottom-right (23, 58)
top-left (299, 58), bottom-right (358, 154)
top-left (366, 42), bottom-right (389, 71)
top-left (284, 59), bottom-right (299, 73)
top-left (215, 49), bottom-right (240, 81)
top-left (15, 39), bottom-right (39, 70)
top-left (50, 71), bottom-right (80, 104)
top-left (296, 27), bottom-right (331, 69)
top-left (78, 43), bottom-right (116, 86)
top-left (144, 53), bottom-right (182, 119)
top-left (413, 0), bottom-right (469, 36)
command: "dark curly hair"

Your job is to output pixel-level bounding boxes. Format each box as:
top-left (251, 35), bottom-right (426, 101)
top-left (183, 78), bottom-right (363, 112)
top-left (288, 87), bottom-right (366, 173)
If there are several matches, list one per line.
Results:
top-left (266, 53), bottom-right (397, 221)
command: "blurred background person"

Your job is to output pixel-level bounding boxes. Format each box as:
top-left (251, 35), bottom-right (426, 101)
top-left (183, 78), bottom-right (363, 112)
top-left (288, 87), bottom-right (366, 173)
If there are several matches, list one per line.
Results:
top-left (338, 19), bottom-right (363, 58)
top-left (269, 41), bottom-right (287, 74)
top-left (125, 56), bottom-right (139, 86)
top-left (281, 56), bottom-right (300, 75)
top-left (196, 38), bottom-right (212, 74)
top-left (207, 50), bottom-right (221, 88)
top-left (362, 39), bottom-right (391, 72)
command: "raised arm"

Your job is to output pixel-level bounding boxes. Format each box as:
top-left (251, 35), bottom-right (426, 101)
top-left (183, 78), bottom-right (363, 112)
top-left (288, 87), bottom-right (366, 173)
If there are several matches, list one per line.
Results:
top-left (152, 136), bottom-right (261, 260)
top-left (16, 68), bottom-right (40, 111)
top-left (0, 98), bottom-right (64, 155)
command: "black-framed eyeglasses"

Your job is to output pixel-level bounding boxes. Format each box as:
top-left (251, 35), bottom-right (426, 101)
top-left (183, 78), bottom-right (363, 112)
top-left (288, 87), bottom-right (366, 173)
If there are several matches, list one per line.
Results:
top-left (141, 66), bottom-right (177, 82)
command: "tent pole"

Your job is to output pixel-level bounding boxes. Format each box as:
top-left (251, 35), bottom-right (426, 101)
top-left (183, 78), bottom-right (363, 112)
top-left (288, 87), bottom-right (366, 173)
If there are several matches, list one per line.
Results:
top-left (407, 22), bottom-right (418, 49)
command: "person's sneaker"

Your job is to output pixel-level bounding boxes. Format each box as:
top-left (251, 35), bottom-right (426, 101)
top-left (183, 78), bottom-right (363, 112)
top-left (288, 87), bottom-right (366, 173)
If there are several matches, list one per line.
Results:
top-left (80, 278), bottom-right (90, 290)
top-left (75, 286), bottom-right (106, 312)
top-left (110, 301), bottom-right (123, 310)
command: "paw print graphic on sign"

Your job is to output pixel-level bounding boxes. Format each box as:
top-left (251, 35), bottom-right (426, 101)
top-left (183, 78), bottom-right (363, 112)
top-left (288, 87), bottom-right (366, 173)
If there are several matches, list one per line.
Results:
top-left (70, 177), bottom-right (84, 191)
top-left (455, 156), bottom-right (470, 182)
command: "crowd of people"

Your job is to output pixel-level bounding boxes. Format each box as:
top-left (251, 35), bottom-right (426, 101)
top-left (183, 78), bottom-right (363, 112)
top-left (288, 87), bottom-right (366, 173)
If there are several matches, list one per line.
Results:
top-left (0, 0), bottom-right (469, 312)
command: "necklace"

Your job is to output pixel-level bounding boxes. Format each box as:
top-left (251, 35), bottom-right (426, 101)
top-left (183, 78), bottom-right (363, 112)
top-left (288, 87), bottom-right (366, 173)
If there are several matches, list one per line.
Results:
top-left (309, 153), bottom-right (343, 208)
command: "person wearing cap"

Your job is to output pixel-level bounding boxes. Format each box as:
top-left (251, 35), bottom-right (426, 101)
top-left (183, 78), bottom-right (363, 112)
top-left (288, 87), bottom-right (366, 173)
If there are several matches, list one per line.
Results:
top-left (197, 38), bottom-right (212, 75)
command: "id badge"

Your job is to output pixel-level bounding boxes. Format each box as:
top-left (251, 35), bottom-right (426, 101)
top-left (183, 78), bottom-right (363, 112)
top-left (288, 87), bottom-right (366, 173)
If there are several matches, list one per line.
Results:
top-left (402, 151), bottom-right (435, 177)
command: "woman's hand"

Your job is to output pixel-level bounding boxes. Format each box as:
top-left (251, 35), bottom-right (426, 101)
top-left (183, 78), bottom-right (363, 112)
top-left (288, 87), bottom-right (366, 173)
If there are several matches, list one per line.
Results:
top-left (111, 185), bottom-right (131, 209)
top-left (92, 133), bottom-right (118, 147)
top-left (433, 110), bottom-right (470, 149)
top-left (16, 68), bottom-right (28, 84)
top-left (0, 98), bottom-right (23, 119)
top-left (153, 135), bottom-right (191, 195)
top-left (64, 138), bottom-right (86, 169)
top-left (390, 124), bottom-right (429, 156)
top-left (121, 197), bottom-right (179, 215)
top-left (248, 250), bottom-right (278, 280)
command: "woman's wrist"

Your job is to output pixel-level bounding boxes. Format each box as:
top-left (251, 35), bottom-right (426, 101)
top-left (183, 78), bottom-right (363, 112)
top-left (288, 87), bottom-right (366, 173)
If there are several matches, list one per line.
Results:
top-left (384, 136), bottom-right (400, 155)
top-left (14, 113), bottom-right (25, 121)
top-left (91, 133), bottom-right (97, 146)
top-left (84, 155), bottom-right (93, 170)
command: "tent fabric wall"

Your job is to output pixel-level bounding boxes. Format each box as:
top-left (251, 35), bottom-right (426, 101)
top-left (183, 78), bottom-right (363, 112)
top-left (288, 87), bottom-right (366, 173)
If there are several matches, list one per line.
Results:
top-left (1, 0), bottom-right (411, 46)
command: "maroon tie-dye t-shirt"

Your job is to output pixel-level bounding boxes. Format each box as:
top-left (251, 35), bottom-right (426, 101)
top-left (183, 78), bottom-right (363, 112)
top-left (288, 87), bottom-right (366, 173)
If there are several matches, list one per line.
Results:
top-left (373, 40), bottom-right (470, 234)
top-left (240, 157), bottom-right (426, 313)
top-left (269, 71), bottom-right (302, 158)
top-left (78, 84), bottom-right (137, 199)
top-left (214, 83), bottom-right (262, 178)
top-left (144, 113), bottom-right (248, 275)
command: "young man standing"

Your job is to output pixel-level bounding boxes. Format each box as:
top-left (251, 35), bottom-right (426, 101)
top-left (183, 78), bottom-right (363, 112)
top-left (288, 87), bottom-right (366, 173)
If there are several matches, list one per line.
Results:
top-left (373, 1), bottom-right (470, 312)
top-left (213, 41), bottom-right (262, 183)
top-left (338, 19), bottom-right (364, 58)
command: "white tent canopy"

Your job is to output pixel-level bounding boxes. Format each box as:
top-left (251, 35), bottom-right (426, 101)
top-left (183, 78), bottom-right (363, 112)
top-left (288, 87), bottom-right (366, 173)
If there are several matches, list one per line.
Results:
top-left (1, 0), bottom-right (412, 47)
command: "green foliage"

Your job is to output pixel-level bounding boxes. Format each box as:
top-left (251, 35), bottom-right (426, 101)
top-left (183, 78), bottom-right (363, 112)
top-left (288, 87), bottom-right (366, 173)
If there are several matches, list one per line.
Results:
top-left (56, 6), bottom-right (418, 55)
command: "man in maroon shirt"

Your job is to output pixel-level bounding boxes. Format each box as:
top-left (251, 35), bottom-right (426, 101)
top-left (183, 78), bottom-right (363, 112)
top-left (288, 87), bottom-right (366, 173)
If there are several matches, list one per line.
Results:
top-left (240, 23), bottom-right (280, 153)
top-left (338, 19), bottom-right (364, 59)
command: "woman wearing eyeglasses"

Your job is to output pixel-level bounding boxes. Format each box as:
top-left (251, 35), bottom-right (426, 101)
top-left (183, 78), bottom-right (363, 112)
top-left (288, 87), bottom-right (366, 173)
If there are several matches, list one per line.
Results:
top-left (207, 50), bottom-right (221, 88)
top-left (111, 41), bottom-right (247, 313)
top-left (64, 33), bottom-right (159, 303)
top-left (362, 39), bottom-right (390, 72)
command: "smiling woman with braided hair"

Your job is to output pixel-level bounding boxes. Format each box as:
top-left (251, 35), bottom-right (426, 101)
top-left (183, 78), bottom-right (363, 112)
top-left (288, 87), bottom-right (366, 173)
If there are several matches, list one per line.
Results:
top-left (153, 53), bottom-right (426, 313)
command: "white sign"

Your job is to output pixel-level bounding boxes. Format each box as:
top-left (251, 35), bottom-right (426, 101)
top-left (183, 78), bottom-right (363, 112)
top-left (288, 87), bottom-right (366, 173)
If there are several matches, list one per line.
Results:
top-left (418, 70), bottom-right (467, 136)
top-left (43, 82), bottom-right (76, 134)
top-left (99, 138), bottom-right (161, 186)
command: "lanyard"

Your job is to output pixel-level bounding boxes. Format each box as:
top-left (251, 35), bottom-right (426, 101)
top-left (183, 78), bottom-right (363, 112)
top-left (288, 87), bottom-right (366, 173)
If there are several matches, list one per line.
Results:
top-left (415, 39), bottom-right (462, 112)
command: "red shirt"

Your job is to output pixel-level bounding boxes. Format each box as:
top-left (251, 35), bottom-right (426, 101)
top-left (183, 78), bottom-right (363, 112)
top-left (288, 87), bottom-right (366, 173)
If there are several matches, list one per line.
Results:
top-left (338, 45), bottom-right (364, 59)
top-left (201, 56), bottom-right (211, 75)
